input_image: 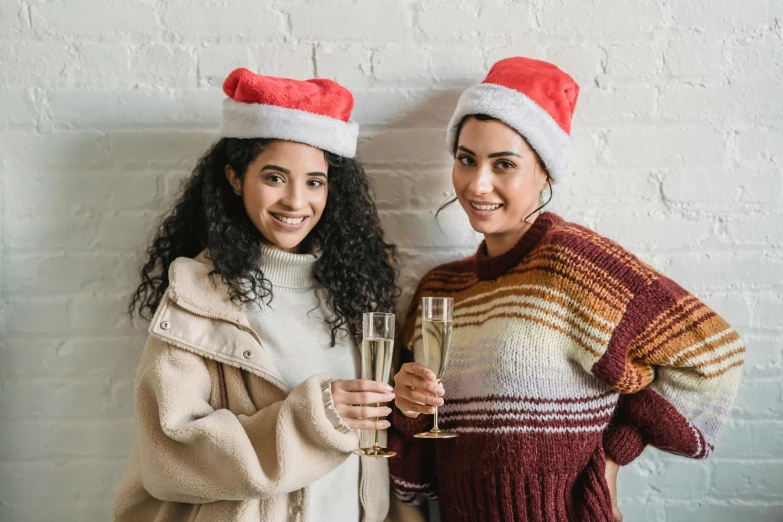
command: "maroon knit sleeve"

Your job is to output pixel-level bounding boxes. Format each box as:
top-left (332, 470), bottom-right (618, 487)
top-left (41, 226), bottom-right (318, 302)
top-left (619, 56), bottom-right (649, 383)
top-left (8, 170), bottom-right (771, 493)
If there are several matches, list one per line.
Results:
top-left (388, 353), bottom-right (438, 504)
top-left (594, 276), bottom-right (745, 466)
top-left (601, 391), bottom-right (662, 464)
top-left (388, 276), bottom-right (439, 504)
top-left (390, 274), bottom-right (435, 437)
top-left (390, 343), bottom-right (433, 436)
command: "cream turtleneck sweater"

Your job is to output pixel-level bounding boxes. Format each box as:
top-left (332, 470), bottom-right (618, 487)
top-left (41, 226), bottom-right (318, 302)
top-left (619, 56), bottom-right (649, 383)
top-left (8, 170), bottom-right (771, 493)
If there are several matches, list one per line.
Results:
top-left (245, 245), bottom-right (361, 522)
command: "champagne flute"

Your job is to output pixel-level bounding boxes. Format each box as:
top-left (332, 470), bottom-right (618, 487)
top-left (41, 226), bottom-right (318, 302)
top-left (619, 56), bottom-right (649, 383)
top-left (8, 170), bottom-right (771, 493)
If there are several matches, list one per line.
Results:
top-left (353, 312), bottom-right (397, 458)
top-left (414, 297), bottom-right (458, 439)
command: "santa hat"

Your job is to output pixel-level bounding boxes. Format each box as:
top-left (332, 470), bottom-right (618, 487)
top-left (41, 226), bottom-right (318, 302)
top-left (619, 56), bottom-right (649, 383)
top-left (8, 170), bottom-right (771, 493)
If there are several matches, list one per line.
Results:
top-left (447, 57), bottom-right (579, 183)
top-left (219, 68), bottom-right (359, 158)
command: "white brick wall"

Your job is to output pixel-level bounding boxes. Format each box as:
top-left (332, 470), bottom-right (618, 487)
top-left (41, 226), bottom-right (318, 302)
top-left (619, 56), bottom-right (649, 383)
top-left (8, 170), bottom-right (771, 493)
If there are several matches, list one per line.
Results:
top-left (1, 1), bottom-right (781, 520)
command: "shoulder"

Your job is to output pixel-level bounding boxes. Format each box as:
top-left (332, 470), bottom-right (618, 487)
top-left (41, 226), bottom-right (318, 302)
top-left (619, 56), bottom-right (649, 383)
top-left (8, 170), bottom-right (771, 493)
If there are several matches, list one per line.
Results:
top-left (399, 254), bottom-right (475, 324)
top-left (413, 254), bottom-right (477, 296)
top-left (167, 252), bottom-right (239, 309)
top-left (539, 217), bottom-right (660, 294)
top-left (542, 218), bottom-right (628, 259)
top-left (168, 250), bottom-right (215, 287)
top-left (422, 255), bottom-right (474, 283)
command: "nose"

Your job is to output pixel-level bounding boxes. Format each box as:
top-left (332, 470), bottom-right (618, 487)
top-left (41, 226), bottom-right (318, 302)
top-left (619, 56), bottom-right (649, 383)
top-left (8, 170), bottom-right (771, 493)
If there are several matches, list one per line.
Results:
top-left (280, 182), bottom-right (305, 210)
top-left (468, 163), bottom-right (493, 196)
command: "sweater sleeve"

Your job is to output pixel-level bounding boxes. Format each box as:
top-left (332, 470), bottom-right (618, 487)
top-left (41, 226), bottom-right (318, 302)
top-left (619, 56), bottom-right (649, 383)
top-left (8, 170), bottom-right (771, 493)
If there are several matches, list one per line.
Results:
top-left (594, 276), bottom-right (745, 465)
top-left (389, 347), bottom-right (439, 505)
top-left (388, 279), bottom-right (439, 505)
top-left (134, 338), bottom-right (358, 504)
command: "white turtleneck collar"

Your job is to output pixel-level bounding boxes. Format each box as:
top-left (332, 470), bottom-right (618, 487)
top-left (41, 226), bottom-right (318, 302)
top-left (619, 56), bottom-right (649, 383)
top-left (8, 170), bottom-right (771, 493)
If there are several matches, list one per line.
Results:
top-left (257, 243), bottom-right (318, 291)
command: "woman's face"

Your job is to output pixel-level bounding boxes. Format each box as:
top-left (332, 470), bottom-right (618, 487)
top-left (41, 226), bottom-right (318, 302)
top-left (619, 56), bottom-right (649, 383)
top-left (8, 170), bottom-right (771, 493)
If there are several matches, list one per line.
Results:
top-left (226, 140), bottom-right (329, 253)
top-left (452, 117), bottom-right (549, 239)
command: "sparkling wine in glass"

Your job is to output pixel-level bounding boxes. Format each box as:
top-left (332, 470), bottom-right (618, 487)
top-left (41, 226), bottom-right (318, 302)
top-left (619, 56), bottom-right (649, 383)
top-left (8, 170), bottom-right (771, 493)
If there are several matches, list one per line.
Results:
top-left (353, 312), bottom-right (397, 458)
top-left (414, 297), bottom-right (458, 439)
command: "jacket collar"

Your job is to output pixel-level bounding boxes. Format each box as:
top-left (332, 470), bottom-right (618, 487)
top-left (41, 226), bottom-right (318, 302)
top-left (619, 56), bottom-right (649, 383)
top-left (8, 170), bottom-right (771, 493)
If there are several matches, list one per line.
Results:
top-left (166, 251), bottom-right (250, 327)
top-left (151, 252), bottom-right (291, 391)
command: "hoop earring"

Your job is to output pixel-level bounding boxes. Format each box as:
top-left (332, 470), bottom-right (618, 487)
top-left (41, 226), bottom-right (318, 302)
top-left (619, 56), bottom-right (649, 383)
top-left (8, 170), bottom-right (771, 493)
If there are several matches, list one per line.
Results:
top-left (523, 178), bottom-right (553, 224)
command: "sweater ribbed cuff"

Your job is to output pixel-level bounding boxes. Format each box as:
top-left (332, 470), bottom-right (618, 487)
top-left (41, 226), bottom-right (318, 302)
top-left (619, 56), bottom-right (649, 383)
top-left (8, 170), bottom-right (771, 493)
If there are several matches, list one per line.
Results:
top-left (603, 424), bottom-right (646, 465)
top-left (322, 380), bottom-right (352, 434)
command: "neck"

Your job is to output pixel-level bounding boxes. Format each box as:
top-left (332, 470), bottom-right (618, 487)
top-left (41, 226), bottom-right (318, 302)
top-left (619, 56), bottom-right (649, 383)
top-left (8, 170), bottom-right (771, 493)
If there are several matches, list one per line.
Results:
top-left (484, 211), bottom-right (540, 258)
top-left (261, 236), bottom-right (311, 255)
top-left (473, 211), bottom-right (559, 281)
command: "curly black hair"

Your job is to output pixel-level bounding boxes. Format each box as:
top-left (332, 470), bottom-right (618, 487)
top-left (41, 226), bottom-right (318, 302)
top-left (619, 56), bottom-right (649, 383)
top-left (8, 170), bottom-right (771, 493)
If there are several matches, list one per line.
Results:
top-left (129, 138), bottom-right (399, 345)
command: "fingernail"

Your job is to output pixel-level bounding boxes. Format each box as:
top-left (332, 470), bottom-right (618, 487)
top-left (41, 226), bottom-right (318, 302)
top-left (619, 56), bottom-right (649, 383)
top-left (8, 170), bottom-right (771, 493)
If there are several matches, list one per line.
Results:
top-left (384, 384), bottom-right (393, 392)
top-left (436, 399), bottom-right (444, 406)
top-left (437, 387), bottom-right (445, 396)
top-left (381, 421), bottom-right (391, 428)
top-left (385, 408), bottom-right (393, 415)
top-left (389, 393), bottom-right (395, 399)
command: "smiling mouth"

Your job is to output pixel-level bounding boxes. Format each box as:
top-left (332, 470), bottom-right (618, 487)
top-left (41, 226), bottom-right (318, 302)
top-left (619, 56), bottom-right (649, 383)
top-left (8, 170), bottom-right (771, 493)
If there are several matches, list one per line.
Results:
top-left (470, 202), bottom-right (503, 211)
top-left (272, 213), bottom-right (307, 225)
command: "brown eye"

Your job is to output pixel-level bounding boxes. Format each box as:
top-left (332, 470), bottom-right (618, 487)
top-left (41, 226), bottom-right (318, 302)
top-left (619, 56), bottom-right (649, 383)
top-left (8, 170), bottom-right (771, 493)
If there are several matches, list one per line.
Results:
top-left (457, 155), bottom-right (475, 166)
top-left (496, 160), bottom-right (515, 170)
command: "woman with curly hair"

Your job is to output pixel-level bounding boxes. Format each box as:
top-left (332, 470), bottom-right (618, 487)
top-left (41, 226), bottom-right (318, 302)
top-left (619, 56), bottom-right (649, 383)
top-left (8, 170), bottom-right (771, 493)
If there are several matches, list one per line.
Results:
top-left (112, 68), bottom-right (398, 522)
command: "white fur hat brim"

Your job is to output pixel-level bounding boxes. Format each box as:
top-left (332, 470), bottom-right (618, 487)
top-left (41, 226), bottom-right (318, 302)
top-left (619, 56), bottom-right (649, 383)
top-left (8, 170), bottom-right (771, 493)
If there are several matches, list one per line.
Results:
top-left (446, 83), bottom-right (573, 183)
top-left (220, 99), bottom-right (359, 158)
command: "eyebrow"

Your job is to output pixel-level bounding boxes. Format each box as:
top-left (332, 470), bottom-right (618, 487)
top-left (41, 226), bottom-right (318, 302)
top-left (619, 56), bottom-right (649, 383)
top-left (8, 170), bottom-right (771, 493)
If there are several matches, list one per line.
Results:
top-left (261, 165), bottom-right (327, 178)
top-left (261, 164), bottom-right (290, 174)
top-left (457, 146), bottom-right (521, 159)
top-left (488, 151), bottom-right (522, 158)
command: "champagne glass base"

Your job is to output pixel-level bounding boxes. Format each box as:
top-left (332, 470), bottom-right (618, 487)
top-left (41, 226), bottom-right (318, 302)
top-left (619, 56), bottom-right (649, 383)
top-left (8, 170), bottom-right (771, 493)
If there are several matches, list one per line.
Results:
top-left (353, 447), bottom-right (397, 458)
top-left (414, 430), bottom-right (459, 439)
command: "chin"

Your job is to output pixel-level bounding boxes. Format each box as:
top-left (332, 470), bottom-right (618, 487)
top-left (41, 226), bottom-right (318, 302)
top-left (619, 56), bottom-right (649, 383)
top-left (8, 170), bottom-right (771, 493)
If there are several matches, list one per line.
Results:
top-left (260, 231), bottom-right (307, 253)
top-left (281, 237), bottom-right (309, 252)
top-left (467, 217), bottom-right (500, 235)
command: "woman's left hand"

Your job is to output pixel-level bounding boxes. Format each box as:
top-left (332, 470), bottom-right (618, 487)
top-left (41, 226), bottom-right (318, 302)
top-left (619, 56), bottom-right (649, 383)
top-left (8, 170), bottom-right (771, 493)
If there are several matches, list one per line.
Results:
top-left (605, 455), bottom-right (622, 522)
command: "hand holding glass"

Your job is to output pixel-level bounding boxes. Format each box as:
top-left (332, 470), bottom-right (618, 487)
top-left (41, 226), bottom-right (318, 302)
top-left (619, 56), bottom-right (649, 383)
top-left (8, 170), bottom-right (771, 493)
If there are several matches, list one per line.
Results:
top-left (414, 297), bottom-right (458, 439)
top-left (353, 312), bottom-right (397, 458)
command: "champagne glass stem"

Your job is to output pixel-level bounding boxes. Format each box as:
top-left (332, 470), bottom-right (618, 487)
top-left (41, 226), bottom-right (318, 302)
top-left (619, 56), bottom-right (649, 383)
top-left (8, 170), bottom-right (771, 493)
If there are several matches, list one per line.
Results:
top-left (373, 402), bottom-right (380, 449)
top-left (432, 379), bottom-right (441, 432)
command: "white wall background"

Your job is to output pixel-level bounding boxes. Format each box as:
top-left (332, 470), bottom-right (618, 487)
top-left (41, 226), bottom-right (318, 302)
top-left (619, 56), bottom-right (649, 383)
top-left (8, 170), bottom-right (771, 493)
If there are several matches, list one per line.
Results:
top-left (1, 0), bottom-right (782, 520)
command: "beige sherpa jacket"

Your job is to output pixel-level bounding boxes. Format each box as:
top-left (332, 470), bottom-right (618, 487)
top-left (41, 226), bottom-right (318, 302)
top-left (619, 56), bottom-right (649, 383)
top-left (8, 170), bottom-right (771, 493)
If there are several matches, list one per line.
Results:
top-left (111, 254), bottom-right (423, 522)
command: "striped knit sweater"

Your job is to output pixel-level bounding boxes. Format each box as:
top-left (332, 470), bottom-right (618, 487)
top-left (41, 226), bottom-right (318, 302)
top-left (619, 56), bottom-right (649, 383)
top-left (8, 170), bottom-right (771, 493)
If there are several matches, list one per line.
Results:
top-left (389, 212), bottom-right (744, 522)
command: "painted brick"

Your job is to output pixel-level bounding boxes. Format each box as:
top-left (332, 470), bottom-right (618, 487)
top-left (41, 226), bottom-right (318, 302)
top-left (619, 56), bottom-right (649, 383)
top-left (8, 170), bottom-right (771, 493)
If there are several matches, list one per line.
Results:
top-left (1, 1), bottom-right (781, 519)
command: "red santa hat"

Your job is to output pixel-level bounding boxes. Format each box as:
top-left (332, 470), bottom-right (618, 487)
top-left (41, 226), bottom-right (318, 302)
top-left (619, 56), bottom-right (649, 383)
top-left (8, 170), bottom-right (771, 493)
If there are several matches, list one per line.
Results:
top-left (447, 57), bottom-right (580, 183)
top-left (219, 68), bottom-right (359, 158)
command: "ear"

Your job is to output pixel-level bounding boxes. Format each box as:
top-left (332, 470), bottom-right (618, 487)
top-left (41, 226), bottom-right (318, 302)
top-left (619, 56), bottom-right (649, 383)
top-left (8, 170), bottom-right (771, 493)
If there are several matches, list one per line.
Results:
top-left (534, 161), bottom-right (550, 193)
top-left (224, 165), bottom-right (242, 196)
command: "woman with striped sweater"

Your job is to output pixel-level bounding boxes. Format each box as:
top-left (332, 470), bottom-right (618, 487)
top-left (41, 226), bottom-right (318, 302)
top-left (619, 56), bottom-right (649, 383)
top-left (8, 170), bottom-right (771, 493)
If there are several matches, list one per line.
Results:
top-left (388, 57), bottom-right (745, 522)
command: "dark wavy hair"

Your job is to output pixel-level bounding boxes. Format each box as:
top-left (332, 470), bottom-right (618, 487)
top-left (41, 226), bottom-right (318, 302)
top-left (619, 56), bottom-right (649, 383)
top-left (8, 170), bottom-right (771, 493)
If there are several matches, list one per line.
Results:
top-left (129, 138), bottom-right (399, 345)
top-left (436, 113), bottom-right (553, 221)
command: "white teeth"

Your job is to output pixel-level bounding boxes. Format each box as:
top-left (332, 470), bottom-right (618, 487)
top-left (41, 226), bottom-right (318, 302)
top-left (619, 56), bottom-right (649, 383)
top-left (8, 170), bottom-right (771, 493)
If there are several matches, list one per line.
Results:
top-left (471, 203), bottom-right (502, 211)
top-left (274, 214), bottom-right (305, 224)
